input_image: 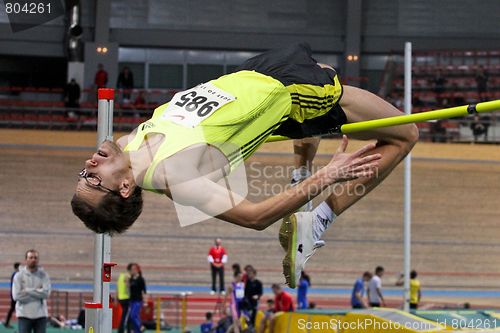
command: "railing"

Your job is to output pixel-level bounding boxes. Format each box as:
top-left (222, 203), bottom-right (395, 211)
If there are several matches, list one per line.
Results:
top-left (1, 105), bottom-right (499, 143)
top-left (0, 86), bottom-right (180, 107)
top-left (0, 106), bottom-right (150, 132)
top-left (155, 292), bottom-right (192, 332)
top-left (48, 289), bottom-right (92, 321)
top-left (48, 289), bottom-right (195, 330)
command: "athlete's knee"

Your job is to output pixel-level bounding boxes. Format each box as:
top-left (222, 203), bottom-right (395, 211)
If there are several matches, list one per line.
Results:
top-left (243, 215), bottom-right (272, 231)
top-left (401, 123), bottom-right (419, 149)
top-left (248, 219), bottom-right (268, 231)
top-left (375, 124), bottom-right (418, 160)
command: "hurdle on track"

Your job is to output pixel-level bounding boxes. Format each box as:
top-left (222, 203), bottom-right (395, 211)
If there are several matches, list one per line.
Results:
top-left (85, 88), bottom-right (116, 333)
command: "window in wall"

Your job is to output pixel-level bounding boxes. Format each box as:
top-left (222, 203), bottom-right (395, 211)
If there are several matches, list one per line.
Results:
top-left (118, 62), bottom-right (145, 88)
top-left (187, 64), bottom-right (224, 88)
top-left (149, 64), bottom-right (183, 89)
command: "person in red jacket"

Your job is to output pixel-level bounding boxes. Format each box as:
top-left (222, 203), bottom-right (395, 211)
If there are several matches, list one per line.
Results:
top-left (259, 284), bottom-right (294, 333)
top-left (208, 238), bottom-right (227, 295)
top-left (272, 284), bottom-right (294, 312)
top-left (94, 64), bottom-right (108, 89)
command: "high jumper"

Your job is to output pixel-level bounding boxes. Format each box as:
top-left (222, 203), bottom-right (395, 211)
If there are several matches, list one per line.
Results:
top-left (72, 43), bottom-right (419, 288)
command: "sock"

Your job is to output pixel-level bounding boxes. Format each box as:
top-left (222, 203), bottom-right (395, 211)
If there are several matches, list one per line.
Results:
top-left (291, 167), bottom-right (313, 211)
top-left (291, 167), bottom-right (311, 185)
top-left (312, 202), bottom-right (336, 242)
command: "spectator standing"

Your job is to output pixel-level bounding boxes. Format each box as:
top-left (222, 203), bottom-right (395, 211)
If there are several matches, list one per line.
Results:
top-left (232, 263), bottom-right (242, 276)
top-left (367, 266), bottom-right (386, 307)
top-left (259, 284), bottom-right (294, 333)
top-left (431, 120), bottom-right (447, 143)
top-left (242, 264), bottom-right (254, 283)
top-left (128, 264), bottom-right (146, 333)
top-left (117, 263), bottom-right (132, 333)
top-left (200, 312), bottom-right (214, 333)
top-left (64, 79), bottom-right (81, 109)
top-left (351, 271), bottom-right (372, 309)
top-left (449, 83), bottom-right (465, 106)
top-left (12, 249), bottom-right (51, 333)
top-left (208, 238), bottom-right (227, 295)
top-left (94, 64), bottom-right (108, 89)
top-left (396, 270), bottom-right (421, 309)
top-left (244, 267), bottom-right (263, 326)
top-left (3, 262), bottom-right (20, 328)
top-left (272, 284), bottom-right (294, 312)
top-left (432, 69), bottom-right (447, 106)
top-left (476, 66), bottom-right (489, 102)
top-left (483, 115), bottom-right (491, 141)
top-left (470, 115), bottom-right (487, 142)
top-left (226, 272), bottom-right (245, 320)
top-left (133, 91), bottom-right (146, 107)
top-left (297, 271), bottom-right (311, 310)
top-left (117, 67), bottom-right (134, 102)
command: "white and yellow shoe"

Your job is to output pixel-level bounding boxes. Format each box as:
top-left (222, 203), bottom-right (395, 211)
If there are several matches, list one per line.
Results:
top-left (279, 212), bottom-right (325, 288)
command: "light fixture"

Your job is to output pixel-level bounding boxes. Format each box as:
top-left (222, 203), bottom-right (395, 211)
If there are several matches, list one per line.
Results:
top-left (346, 54), bottom-right (359, 62)
top-left (96, 46), bottom-right (108, 54)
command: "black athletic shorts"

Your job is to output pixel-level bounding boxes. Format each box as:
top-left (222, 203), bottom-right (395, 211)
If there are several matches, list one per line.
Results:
top-left (237, 42), bottom-right (347, 139)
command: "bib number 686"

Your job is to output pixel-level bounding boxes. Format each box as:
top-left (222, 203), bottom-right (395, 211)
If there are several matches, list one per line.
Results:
top-left (175, 91), bottom-right (219, 117)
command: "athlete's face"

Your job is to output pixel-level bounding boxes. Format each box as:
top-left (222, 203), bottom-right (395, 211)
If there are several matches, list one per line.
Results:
top-left (75, 140), bottom-right (133, 206)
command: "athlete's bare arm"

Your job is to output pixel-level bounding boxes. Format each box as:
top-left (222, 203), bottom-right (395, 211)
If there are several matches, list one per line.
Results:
top-left (158, 136), bottom-right (381, 230)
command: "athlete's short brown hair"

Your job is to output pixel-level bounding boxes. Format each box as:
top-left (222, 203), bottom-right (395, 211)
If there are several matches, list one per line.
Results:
top-left (71, 187), bottom-right (143, 235)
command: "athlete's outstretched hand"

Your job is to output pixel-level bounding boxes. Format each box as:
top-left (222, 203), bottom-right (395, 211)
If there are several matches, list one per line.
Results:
top-left (321, 135), bottom-right (381, 184)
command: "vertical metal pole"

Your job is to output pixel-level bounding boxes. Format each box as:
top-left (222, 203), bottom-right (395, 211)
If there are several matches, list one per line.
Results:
top-left (156, 297), bottom-right (161, 333)
top-left (65, 292), bottom-right (69, 320)
top-left (56, 290), bottom-right (60, 315)
top-left (93, 88), bottom-right (114, 332)
top-left (403, 42), bottom-right (412, 312)
top-left (181, 293), bottom-right (187, 332)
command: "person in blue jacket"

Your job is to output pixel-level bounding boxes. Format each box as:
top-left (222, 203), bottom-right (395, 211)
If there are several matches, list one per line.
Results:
top-left (297, 271), bottom-right (311, 309)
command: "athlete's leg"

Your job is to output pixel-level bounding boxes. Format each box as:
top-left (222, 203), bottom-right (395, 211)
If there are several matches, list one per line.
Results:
top-left (281, 86), bottom-right (417, 288)
top-left (292, 138), bottom-right (321, 211)
top-left (325, 85), bottom-right (419, 215)
top-left (293, 138), bottom-right (320, 173)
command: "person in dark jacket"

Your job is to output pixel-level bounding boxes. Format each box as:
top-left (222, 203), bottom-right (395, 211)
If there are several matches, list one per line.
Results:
top-left (128, 263), bottom-right (146, 333)
top-left (3, 262), bottom-right (20, 328)
top-left (117, 67), bottom-right (134, 101)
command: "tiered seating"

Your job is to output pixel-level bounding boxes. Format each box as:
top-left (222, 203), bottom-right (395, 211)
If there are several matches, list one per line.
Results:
top-left (0, 86), bottom-right (181, 130)
top-left (385, 50), bottom-right (499, 142)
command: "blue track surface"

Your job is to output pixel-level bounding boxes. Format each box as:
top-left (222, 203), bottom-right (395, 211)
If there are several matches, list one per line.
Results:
top-left (1, 282), bottom-right (500, 298)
